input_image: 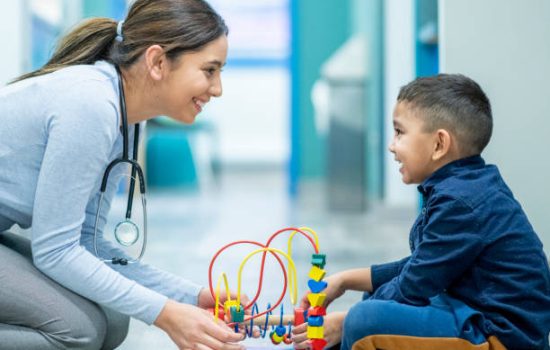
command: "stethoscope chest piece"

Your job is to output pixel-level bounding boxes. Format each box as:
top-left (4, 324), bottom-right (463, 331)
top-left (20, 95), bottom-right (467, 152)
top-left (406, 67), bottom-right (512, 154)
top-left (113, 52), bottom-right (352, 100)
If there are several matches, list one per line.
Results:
top-left (114, 219), bottom-right (140, 246)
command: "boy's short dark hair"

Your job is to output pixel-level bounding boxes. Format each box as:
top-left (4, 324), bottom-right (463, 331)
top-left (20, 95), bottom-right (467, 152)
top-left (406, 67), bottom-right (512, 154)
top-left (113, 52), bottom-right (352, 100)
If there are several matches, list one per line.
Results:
top-left (397, 74), bottom-right (493, 156)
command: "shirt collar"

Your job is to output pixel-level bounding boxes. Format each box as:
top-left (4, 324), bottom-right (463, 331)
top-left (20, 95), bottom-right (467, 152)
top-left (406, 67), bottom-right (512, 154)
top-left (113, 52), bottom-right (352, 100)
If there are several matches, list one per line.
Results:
top-left (417, 155), bottom-right (485, 197)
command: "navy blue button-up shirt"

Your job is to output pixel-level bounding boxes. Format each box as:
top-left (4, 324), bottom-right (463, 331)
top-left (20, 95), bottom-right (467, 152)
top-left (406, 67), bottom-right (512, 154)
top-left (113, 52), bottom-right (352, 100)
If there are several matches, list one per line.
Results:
top-left (370, 155), bottom-right (550, 349)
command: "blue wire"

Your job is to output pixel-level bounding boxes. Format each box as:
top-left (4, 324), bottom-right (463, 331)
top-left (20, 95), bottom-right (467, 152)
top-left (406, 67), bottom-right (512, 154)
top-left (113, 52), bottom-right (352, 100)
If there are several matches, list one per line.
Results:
top-left (247, 303), bottom-right (260, 338)
top-left (262, 303), bottom-right (272, 338)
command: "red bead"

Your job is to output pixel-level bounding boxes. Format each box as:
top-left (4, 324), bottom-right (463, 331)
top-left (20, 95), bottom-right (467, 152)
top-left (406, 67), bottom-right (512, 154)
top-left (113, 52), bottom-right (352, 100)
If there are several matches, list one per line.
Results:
top-left (308, 306), bottom-right (327, 316)
top-left (294, 307), bottom-right (306, 325)
top-left (310, 338), bottom-right (328, 350)
top-left (217, 307), bottom-right (225, 321)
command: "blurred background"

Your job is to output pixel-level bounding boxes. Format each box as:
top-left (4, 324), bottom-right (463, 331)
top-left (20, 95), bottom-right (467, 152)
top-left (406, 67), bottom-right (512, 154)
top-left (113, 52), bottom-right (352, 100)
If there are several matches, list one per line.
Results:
top-left (2, 0), bottom-right (549, 349)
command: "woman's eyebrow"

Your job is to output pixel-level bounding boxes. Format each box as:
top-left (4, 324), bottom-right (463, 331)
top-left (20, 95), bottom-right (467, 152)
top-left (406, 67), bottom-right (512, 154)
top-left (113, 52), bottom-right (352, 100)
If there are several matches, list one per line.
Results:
top-left (205, 60), bottom-right (225, 67)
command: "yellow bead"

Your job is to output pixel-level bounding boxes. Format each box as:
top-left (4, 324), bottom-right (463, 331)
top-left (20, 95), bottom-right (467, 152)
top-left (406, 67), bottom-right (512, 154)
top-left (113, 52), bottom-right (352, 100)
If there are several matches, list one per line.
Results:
top-left (308, 266), bottom-right (326, 281)
top-left (223, 300), bottom-right (239, 316)
top-left (307, 326), bottom-right (324, 339)
top-left (307, 293), bottom-right (327, 307)
top-left (271, 331), bottom-right (284, 344)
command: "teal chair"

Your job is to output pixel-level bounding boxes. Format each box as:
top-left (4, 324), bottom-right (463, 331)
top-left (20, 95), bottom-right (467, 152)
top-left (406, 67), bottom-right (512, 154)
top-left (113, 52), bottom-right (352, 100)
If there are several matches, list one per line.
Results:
top-left (146, 120), bottom-right (198, 189)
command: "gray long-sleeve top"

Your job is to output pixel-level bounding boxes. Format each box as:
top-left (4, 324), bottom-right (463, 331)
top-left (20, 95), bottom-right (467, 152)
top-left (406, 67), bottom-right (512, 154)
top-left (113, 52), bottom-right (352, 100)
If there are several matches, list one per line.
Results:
top-left (0, 61), bottom-right (202, 324)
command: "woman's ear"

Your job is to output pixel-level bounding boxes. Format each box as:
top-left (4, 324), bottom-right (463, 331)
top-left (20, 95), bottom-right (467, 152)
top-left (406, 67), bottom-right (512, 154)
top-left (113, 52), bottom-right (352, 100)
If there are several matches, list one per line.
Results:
top-left (432, 129), bottom-right (452, 161)
top-left (143, 45), bottom-right (166, 81)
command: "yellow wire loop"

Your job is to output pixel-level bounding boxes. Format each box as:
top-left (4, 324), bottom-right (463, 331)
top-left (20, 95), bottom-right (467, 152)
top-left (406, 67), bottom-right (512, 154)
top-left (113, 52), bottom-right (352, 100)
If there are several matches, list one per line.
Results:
top-left (237, 247), bottom-right (299, 306)
top-left (214, 272), bottom-right (231, 321)
top-left (287, 226), bottom-right (320, 272)
top-left (287, 226), bottom-right (319, 257)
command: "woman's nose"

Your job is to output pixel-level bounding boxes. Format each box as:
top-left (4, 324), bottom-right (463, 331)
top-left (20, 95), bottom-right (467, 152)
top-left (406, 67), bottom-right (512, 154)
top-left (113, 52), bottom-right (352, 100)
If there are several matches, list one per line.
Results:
top-left (210, 77), bottom-right (222, 97)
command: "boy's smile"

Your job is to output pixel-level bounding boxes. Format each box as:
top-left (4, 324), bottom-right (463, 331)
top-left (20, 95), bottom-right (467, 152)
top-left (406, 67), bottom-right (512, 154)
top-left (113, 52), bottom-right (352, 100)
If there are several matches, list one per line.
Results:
top-left (389, 102), bottom-right (438, 184)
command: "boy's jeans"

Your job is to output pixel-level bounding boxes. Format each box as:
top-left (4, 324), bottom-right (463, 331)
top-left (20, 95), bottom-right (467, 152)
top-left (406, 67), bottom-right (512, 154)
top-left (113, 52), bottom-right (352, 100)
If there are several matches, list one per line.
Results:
top-left (340, 292), bottom-right (506, 350)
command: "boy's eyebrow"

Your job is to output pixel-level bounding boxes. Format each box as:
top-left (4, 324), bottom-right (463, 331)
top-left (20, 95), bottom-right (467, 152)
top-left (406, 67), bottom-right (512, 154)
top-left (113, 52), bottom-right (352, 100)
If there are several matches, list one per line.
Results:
top-left (393, 120), bottom-right (403, 128)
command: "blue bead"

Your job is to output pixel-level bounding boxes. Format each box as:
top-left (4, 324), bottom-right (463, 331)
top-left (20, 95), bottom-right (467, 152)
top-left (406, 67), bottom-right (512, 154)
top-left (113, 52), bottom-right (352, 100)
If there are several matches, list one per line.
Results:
top-left (308, 279), bottom-right (328, 293)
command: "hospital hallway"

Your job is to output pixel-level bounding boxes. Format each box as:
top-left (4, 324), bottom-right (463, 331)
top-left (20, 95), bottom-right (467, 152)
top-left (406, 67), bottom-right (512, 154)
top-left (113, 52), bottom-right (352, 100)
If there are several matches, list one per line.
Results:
top-left (114, 166), bottom-right (416, 349)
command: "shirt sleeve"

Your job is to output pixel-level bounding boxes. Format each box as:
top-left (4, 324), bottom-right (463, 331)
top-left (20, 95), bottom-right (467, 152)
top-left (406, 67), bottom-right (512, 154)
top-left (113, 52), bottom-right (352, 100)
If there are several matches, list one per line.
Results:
top-left (370, 256), bottom-right (410, 291)
top-left (30, 82), bottom-right (166, 324)
top-left (371, 194), bottom-right (484, 305)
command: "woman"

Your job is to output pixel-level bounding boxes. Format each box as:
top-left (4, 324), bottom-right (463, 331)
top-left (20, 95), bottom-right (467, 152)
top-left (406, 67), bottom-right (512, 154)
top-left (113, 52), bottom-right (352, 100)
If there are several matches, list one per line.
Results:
top-left (0, 0), bottom-right (245, 349)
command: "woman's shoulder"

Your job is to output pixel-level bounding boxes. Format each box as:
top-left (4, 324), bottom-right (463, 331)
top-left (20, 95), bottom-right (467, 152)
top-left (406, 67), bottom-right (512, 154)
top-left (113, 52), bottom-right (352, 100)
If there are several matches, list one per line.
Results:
top-left (49, 61), bottom-right (118, 100)
top-left (32, 62), bottom-right (122, 144)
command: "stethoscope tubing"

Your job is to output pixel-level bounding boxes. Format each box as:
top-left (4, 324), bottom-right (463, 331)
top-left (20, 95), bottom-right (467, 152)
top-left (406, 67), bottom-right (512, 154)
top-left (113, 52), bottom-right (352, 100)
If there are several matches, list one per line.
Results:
top-left (92, 65), bottom-right (148, 265)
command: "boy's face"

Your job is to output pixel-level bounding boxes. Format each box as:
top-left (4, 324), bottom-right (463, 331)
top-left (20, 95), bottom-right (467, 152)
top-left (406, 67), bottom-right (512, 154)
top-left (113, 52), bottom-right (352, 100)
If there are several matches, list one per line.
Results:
top-left (389, 102), bottom-right (438, 184)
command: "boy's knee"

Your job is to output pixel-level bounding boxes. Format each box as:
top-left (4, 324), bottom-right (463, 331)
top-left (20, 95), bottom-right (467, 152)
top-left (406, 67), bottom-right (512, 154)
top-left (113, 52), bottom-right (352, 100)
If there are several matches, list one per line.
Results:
top-left (343, 300), bottom-right (384, 341)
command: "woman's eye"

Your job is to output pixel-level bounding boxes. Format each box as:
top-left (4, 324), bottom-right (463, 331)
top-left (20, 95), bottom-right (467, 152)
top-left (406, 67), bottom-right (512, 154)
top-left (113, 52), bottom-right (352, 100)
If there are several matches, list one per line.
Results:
top-left (205, 68), bottom-right (217, 76)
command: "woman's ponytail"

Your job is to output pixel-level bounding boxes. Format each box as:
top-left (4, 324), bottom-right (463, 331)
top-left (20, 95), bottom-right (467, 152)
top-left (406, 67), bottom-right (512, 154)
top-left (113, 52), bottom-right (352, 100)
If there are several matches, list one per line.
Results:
top-left (12, 18), bottom-right (118, 83)
top-left (12, 0), bottom-right (228, 84)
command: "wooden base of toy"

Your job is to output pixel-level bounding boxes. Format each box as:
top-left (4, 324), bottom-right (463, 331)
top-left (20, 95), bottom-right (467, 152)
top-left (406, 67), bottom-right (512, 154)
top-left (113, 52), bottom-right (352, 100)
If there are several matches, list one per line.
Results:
top-left (250, 314), bottom-right (294, 326)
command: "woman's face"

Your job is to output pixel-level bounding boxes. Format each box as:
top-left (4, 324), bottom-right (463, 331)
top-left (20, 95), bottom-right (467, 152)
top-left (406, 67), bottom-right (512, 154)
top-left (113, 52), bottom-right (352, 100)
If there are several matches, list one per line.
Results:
top-left (158, 35), bottom-right (228, 124)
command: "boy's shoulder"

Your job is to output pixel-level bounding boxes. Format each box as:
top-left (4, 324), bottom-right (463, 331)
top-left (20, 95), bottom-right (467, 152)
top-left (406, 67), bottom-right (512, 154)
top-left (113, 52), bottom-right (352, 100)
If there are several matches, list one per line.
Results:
top-left (427, 158), bottom-right (512, 211)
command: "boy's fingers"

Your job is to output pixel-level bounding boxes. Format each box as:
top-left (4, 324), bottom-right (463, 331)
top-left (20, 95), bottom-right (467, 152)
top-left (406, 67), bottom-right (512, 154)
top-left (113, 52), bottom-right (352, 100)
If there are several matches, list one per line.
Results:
top-left (292, 339), bottom-right (310, 350)
top-left (291, 323), bottom-right (307, 334)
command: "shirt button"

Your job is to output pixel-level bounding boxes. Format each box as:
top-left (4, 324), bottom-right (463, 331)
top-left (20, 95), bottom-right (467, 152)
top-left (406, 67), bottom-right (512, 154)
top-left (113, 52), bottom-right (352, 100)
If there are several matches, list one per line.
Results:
top-left (422, 208), bottom-right (426, 215)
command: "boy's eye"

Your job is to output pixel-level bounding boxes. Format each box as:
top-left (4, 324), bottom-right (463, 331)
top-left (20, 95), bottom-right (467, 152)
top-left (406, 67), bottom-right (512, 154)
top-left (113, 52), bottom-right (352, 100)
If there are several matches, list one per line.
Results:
top-left (394, 128), bottom-right (403, 136)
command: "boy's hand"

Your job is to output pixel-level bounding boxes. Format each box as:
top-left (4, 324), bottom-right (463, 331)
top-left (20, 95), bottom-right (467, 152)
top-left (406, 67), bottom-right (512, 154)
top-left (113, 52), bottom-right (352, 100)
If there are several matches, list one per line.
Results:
top-left (298, 273), bottom-right (346, 309)
top-left (291, 311), bottom-right (346, 349)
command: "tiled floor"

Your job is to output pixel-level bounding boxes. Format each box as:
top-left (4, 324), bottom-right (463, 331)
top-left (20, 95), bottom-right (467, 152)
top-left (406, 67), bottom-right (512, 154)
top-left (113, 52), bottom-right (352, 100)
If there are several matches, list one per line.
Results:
top-left (115, 167), bottom-right (416, 349)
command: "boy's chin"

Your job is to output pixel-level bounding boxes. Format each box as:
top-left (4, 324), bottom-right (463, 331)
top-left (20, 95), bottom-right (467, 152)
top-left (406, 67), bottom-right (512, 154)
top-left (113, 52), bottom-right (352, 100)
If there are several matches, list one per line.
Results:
top-left (402, 177), bottom-right (421, 185)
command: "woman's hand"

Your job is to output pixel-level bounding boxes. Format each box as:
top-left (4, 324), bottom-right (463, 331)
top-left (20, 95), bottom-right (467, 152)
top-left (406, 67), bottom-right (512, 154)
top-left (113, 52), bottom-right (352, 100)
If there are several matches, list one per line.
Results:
top-left (197, 288), bottom-right (259, 338)
top-left (291, 311), bottom-right (346, 349)
top-left (154, 299), bottom-right (245, 350)
top-left (197, 288), bottom-right (251, 312)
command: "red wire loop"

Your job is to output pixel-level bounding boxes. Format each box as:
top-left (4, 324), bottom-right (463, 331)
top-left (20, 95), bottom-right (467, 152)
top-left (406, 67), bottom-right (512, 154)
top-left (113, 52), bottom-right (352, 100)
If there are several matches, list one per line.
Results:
top-left (207, 227), bottom-right (319, 326)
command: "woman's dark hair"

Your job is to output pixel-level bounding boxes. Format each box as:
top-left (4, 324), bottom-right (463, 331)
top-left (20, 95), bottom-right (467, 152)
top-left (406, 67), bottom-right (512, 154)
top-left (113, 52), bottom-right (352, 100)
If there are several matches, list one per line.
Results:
top-left (12, 0), bottom-right (228, 82)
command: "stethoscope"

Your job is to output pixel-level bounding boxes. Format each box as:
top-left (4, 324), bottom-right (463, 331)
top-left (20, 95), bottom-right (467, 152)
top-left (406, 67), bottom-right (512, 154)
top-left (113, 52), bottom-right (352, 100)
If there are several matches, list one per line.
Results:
top-left (93, 66), bottom-right (148, 265)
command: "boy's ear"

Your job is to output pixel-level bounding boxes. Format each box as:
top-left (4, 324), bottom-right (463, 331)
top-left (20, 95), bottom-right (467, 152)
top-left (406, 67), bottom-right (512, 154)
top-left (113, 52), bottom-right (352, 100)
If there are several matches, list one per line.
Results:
top-left (432, 129), bottom-right (452, 161)
top-left (143, 45), bottom-right (166, 81)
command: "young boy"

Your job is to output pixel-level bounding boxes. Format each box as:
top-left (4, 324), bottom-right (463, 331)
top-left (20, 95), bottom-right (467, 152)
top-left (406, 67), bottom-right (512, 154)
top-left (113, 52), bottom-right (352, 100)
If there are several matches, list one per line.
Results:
top-left (292, 74), bottom-right (550, 350)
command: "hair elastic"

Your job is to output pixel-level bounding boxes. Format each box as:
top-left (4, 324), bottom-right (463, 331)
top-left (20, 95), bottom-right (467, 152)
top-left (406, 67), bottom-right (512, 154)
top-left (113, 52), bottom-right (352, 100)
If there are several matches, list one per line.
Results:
top-left (116, 20), bottom-right (124, 42)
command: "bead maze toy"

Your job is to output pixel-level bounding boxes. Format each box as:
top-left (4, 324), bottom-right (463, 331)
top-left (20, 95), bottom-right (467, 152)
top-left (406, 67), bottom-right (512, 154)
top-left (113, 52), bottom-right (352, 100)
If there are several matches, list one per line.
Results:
top-left (208, 227), bottom-right (328, 350)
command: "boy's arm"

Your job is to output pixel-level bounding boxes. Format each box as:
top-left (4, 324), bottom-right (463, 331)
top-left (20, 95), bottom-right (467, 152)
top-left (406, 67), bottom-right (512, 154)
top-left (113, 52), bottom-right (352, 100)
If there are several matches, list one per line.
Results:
top-left (370, 256), bottom-right (411, 291)
top-left (333, 267), bottom-right (374, 293)
top-left (371, 195), bottom-right (483, 305)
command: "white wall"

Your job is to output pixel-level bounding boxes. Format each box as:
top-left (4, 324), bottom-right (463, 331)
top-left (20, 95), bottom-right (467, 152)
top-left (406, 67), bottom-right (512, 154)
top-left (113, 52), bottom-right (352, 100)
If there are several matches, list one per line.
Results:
top-left (0, 1), bottom-right (28, 85)
top-left (383, 0), bottom-right (417, 207)
top-left (439, 0), bottom-right (550, 244)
